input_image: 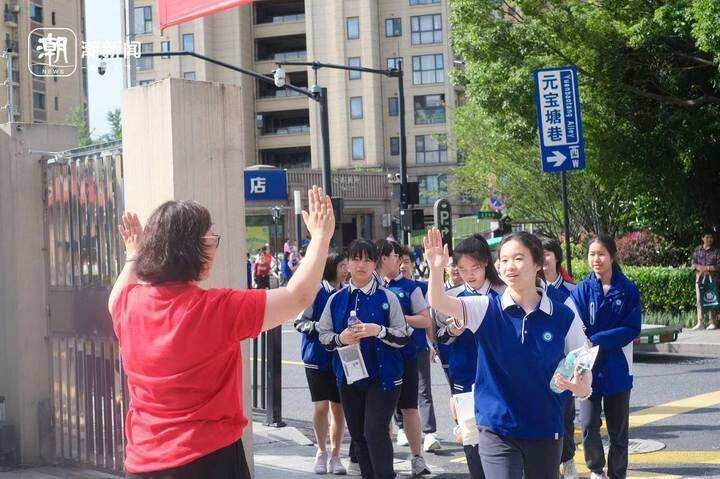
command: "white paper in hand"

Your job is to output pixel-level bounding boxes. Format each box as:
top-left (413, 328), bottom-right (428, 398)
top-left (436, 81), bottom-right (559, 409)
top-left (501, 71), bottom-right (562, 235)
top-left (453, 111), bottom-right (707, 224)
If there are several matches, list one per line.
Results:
top-left (338, 343), bottom-right (369, 384)
top-left (452, 392), bottom-right (479, 446)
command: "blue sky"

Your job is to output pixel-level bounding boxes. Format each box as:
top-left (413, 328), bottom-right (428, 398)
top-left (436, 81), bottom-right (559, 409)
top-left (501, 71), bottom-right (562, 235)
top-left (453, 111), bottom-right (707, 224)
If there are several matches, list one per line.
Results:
top-left (85, 1), bottom-right (123, 137)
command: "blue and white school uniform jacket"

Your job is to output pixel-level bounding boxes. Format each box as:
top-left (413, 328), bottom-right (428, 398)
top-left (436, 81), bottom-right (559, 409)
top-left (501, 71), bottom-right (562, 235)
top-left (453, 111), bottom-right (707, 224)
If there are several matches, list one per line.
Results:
top-left (436, 280), bottom-right (502, 393)
top-left (571, 267), bottom-right (642, 397)
top-left (459, 288), bottom-right (586, 440)
top-left (385, 274), bottom-right (429, 361)
top-left (316, 277), bottom-right (413, 391)
top-left (548, 275), bottom-right (576, 299)
top-left (294, 281), bottom-right (336, 371)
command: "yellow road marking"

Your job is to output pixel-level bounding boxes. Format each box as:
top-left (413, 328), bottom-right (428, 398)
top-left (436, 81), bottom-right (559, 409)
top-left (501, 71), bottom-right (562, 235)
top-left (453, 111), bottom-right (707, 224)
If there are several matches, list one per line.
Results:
top-left (628, 390), bottom-right (720, 429)
top-left (249, 357), bottom-right (305, 366)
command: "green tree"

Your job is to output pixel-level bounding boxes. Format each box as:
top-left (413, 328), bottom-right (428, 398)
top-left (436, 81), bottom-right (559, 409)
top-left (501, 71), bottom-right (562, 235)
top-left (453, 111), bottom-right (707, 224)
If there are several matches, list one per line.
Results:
top-left (103, 108), bottom-right (122, 142)
top-left (66, 105), bottom-right (93, 147)
top-left (451, 0), bottom-right (720, 252)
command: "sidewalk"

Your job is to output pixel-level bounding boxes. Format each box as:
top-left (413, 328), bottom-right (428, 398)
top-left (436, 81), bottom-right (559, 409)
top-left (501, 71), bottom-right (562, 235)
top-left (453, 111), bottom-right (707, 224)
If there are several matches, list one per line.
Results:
top-left (636, 328), bottom-right (720, 357)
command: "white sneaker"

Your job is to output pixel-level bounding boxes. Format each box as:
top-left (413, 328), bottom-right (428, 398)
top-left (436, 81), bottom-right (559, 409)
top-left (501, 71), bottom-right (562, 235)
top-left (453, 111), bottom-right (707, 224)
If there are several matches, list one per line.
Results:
top-left (396, 428), bottom-right (409, 446)
top-left (329, 456), bottom-right (347, 475)
top-left (561, 459), bottom-right (577, 479)
top-left (423, 433), bottom-right (441, 452)
top-left (410, 455), bottom-right (431, 476)
top-left (590, 472), bottom-right (608, 479)
top-left (314, 450), bottom-right (328, 475)
top-left (346, 461), bottom-right (361, 476)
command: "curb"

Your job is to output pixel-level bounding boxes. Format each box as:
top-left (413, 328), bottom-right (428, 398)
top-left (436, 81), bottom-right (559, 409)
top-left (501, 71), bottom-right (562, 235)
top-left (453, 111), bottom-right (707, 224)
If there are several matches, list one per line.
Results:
top-left (636, 342), bottom-right (720, 358)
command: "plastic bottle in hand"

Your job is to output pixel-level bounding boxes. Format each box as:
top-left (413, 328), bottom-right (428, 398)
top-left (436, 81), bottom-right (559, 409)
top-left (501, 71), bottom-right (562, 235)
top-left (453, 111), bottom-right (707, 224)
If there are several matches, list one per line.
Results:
top-left (550, 351), bottom-right (577, 393)
top-left (348, 310), bottom-right (362, 332)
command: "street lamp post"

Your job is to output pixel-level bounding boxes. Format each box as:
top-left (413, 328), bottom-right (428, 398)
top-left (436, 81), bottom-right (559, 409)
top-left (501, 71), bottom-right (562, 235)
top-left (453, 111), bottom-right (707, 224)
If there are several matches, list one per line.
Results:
top-left (274, 60), bottom-right (410, 245)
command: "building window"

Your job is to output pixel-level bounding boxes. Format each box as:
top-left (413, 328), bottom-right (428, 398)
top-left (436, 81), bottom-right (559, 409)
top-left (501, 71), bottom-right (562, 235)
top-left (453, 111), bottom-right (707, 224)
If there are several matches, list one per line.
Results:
top-left (387, 57), bottom-right (402, 71)
top-left (411, 14), bottom-right (442, 45)
top-left (347, 17), bottom-right (360, 40)
top-left (414, 94), bottom-right (445, 125)
top-left (412, 54), bottom-right (444, 85)
top-left (418, 174), bottom-right (448, 206)
top-left (416, 134), bottom-right (447, 164)
top-left (137, 42), bottom-right (154, 71)
top-left (182, 33), bottom-right (194, 52)
top-left (352, 137), bottom-right (365, 160)
top-left (134, 6), bottom-right (152, 34)
top-left (183, 71), bottom-right (196, 80)
top-left (348, 57), bottom-right (361, 80)
top-left (388, 97), bottom-right (399, 117)
top-left (138, 79), bottom-right (154, 86)
top-left (161, 41), bottom-right (170, 58)
top-left (390, 137), bottom-right (400, 156)
top-left (51, 11), bottom-right (56, 25)
top-left (29, 3), bottom-right (43, 22)
top-left (54, 96), bottom-right (59, 111)
top-left (33, 92), bottom-right (45, 110)
top-left (350, 97), bottom-right (363, 119)
top-left (385, 18), bottom-right (401, 37)
top-left (410, 0), bottom-right (440, 5)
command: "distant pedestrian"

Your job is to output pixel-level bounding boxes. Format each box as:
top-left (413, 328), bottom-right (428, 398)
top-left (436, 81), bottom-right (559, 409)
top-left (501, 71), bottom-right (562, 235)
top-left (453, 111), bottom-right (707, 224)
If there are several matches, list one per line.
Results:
top-left (253, 253), bottom-right (271, 290)
top-left (691, 228), bottom-right (719, 330)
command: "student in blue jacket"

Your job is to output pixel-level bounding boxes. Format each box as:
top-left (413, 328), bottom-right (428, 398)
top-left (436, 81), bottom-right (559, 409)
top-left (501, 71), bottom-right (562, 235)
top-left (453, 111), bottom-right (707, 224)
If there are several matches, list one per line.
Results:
top-left (375, 240), bottom-right (433, 475)
top-left (317, 239), bottom-right (412, 479)
top-left (294, 250), bottom-right (349, 475)
top-left (542, 238), bottom-right (579, 479)
top-left (571, 234), bottom-right (642, 479)
top-left (425, 229), bottom-right (592, 479)
top-left (399, 248), bottom-right (442, 453)
top-left (435, 233), bottom-right (505, 479)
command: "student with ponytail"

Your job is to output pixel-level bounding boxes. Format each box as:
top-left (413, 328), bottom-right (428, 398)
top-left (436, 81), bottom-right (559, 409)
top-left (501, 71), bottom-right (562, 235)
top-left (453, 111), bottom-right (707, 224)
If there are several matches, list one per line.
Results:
top-left (571, 234), bottom-right (642, 479)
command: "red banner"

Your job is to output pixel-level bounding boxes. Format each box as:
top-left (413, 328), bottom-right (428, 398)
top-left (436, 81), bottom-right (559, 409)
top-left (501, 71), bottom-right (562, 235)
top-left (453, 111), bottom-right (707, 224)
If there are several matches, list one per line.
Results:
top-left (158, 0), bottom-right (253, 31)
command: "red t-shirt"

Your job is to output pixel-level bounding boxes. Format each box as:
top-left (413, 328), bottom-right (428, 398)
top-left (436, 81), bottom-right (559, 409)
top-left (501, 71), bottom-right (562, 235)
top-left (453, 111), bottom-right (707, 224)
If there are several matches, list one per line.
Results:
top-left (111, 282), bottom-right (266, 473)
top-left (254, 262), bottom-right (270, 277)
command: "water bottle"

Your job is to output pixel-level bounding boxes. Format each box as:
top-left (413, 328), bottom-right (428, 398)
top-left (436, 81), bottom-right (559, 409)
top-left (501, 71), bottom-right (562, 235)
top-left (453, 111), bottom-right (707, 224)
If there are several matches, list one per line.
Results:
top-left (550, 352), bottom-right (577, 393)
top-left (348, 310), bottom-right (361, 331)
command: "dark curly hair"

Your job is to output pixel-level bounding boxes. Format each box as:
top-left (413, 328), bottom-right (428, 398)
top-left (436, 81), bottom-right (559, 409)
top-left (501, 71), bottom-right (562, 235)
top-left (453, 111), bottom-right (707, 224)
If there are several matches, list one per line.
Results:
top-left (136, 201), bottom-right (213, 283)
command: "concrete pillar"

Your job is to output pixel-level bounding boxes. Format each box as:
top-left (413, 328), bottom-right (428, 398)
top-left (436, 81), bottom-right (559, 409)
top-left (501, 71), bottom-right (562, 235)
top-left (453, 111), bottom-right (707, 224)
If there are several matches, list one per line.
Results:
top-left (121, 78), bottom-right (255, 470)
top-left (0, 123), bottom-right (77, 464)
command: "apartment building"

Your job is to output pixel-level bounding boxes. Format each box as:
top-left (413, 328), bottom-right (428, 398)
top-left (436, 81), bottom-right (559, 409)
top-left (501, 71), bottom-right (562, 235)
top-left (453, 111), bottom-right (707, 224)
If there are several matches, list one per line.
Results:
top-left (1, 0), bottom-right (88, 124)
top-left (123, 0), bottom-right (470, 242)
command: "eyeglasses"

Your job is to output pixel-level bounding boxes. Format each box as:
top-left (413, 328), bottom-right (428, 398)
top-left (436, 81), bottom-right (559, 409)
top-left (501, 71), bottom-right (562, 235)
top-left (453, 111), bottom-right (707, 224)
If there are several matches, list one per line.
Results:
top-left (202, 234), bottom-right (222, 248)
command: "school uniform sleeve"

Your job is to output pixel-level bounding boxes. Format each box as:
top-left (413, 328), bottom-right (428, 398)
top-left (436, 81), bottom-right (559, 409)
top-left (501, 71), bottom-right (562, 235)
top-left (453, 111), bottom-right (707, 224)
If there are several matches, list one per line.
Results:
top-left (317, 293), bottom-right (342, 351)
top-left (589, 284), bottom-right (642, 350)
top-left (433, 310), bottom-right (457, 345)
top-left (293, 303), bottom-right (315, 335)
top-left (410, 285), bottom-right (429, 314)
top-left (378, 291), bottom-right (413, 348)
top-left (458, 295), bottom-right (491, 333)
top-left (563, 298), bottom-right (587, 354)
top-left (570, 283), bottom-right (591, 327)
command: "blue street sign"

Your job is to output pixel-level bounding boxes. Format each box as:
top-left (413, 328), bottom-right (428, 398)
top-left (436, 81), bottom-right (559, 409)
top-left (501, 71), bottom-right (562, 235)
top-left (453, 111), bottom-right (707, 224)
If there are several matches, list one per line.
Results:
top-left (244, 169), bottom-right (288, 201)
top-left (533, 66), bottom-right (586, 173)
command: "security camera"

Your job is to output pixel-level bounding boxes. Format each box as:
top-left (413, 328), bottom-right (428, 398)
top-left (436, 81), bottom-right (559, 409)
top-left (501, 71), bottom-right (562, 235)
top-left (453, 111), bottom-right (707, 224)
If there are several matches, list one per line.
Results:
top-left (98, 60), bottom-right (107, 76)
top-left (273, 67), bottom-right (286, 88)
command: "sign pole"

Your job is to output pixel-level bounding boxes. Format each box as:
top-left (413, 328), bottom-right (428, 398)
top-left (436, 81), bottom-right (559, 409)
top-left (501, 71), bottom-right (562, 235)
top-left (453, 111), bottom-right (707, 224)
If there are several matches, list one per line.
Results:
top-left (561, 171), bottom-right (573, 278)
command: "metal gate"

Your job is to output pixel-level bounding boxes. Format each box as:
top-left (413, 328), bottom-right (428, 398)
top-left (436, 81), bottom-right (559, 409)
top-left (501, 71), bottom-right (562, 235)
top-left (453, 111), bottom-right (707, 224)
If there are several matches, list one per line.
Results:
top-left (42, 141), bottom-right (284, 473)
top-left (43, 141), bottom-right (129, 472)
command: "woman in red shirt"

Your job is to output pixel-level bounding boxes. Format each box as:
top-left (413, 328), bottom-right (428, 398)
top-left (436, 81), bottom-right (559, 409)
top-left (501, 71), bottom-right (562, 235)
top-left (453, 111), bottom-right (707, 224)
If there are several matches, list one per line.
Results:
top-left (109, 186), bottom-right (334, 479)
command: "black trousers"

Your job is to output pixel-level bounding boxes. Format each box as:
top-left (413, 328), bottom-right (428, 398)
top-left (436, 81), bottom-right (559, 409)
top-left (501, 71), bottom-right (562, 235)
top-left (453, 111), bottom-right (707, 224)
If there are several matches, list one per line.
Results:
top-left (477, 429), bottom-right (562, 479)
top-left (579, 390), bottom-right (631, 479)
top-left (561, 396), bottom-right (576, 463)
top-left (125, 439), bottom-right (251, 479)
top-left (340, 380), bottom-right (401, 479)
top-left (464, 444), bottom-right (486, 479)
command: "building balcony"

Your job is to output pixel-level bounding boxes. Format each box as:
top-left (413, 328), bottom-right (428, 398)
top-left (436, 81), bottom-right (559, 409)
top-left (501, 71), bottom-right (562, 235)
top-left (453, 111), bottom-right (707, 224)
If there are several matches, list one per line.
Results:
top-left (254, 18), bottom-right (305, 39)
top-left (4, 10), bottom-right (18, 27)
top-left (255, 34), bottom-right (307, 68)
top-left (260, 146), bottom-right (311, 169)
top-left (5, 37), bottom-right (18, 53)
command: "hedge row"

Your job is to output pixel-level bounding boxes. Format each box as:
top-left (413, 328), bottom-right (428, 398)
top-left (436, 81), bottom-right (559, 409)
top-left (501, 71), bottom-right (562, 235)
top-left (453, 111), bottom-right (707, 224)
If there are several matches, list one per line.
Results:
top-left (569, 261), bottom-right (696, 313)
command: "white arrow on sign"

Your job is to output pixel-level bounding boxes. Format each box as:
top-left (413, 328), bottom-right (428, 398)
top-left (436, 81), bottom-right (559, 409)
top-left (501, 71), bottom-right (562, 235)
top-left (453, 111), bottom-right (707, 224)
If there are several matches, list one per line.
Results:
top-left (546, 151), bottom-right (566, 168)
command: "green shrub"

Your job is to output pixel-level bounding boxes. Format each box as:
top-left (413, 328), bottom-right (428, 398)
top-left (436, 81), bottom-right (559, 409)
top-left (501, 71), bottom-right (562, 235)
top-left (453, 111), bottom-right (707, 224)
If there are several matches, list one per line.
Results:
top-left (567, 262), bottom-right (695, 314)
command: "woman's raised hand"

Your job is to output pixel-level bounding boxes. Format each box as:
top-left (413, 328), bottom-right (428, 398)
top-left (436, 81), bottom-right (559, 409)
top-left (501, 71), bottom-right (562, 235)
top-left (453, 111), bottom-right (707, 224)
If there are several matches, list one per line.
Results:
top-left (119, 212), bottom-right (143, 256)
top-left (423, 227), bottom-right (450, 271)
top-left (302, 186), bottom-right (335, 242)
